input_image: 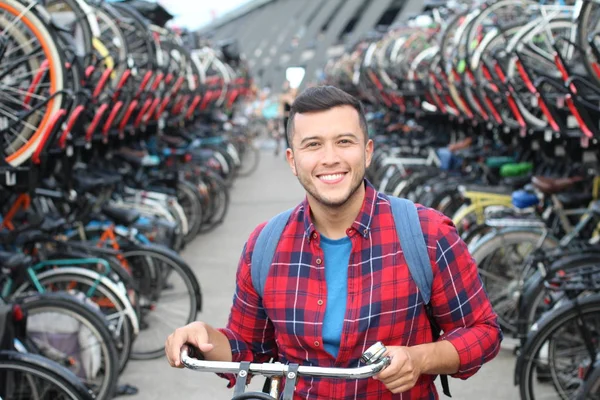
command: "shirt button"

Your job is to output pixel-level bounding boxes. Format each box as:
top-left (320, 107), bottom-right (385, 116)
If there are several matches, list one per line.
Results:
top-left (317, 299), bottom-right (323, 306)
top-left (316, 258), bottom-right (322, 265)
top-left (312, 232), bottom-right (318, 239)
top-left (363, 229), bottom-right (369, 236)
top-left (348, 228), bottom-right (354, 234)
top-left (314, 341), bottom-right (320, 347)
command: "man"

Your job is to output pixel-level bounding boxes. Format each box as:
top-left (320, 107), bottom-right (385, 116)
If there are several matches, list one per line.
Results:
top-left (165, 86), bottom-right (502, 399)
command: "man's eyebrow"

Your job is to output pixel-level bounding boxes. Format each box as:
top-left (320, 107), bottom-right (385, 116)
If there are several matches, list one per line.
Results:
top-left (299, 133), bottom-right (359, 146)
top-left (336, 133), bottom-right (359, 140)
top-left (299, 136), bottom-right (321, 145)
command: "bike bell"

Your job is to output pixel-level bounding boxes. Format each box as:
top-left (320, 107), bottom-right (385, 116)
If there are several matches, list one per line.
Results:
top-left (361, 342), bottom-right (387, 365)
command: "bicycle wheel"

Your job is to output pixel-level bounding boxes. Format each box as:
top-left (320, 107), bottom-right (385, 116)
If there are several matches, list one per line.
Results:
top-left (45, 0), bottom-right (97, 58)
top-left (577, 0), bottom-right (600, 87)
top-left (13, 269), bottom-right (137, 374)
top-left (471, 229), bottom-right (558, 333)
top-left (0, 350), bottom-right (94, 400)
top-left (0, 0), bottom-right (65, 166)
top-left (519, 254), bottom-right (600, 339)
top-left (16, 292), bottom-right (119, 399)
top-left (517, 294), bottom-right (600, 400)
top-left (177, 180), bottom-right (203, 243)
top-left (236, 139), bottom-right (260, 177)
top-left (121, 245), bottom-right (201, 359)
top-left (578, 359), bottom-right (600, 399)
top-left (198, 170), bottom-right (230, 234)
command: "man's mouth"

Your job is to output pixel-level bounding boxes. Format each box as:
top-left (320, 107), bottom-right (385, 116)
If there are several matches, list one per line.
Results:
top-left (317, 172), bottom-right (347, 184)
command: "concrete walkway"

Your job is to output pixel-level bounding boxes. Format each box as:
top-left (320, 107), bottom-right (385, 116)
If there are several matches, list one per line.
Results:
top-left (120, 149), bottom-right (518, 399)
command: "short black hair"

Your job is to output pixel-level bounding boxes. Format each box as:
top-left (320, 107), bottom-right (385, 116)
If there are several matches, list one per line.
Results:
top-left (286, 86), bottom-right (368, 147)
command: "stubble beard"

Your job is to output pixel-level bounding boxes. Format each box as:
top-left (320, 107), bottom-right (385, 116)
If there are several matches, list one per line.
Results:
top-left (296, 164), bottom-right (365, 210)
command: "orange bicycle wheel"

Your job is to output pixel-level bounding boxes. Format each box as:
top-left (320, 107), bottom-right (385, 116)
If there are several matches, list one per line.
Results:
top-left (0, 0), bottom-right (65, 166)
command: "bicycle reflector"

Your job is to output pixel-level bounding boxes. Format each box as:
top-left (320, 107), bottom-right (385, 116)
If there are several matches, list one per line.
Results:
top-left (12, 304), bottom-right (24, 322)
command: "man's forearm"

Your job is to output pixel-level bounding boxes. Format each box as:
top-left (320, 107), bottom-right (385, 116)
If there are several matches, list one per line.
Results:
top-left (409, 340), bottom-right (460, 375)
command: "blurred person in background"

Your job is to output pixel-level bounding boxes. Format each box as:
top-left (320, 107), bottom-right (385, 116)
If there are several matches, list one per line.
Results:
top-left (279, 81), bottom-right (297, 151)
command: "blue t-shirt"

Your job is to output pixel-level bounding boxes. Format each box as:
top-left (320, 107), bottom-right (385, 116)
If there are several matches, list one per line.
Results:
top-left (320, 235), bottom-right (351, 358)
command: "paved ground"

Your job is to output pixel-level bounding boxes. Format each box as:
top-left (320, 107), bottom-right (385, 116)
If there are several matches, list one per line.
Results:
top-left (120, 148), bottom-right (519, 399)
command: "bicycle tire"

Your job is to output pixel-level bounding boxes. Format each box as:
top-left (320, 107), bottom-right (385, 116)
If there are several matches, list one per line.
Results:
top-left (471, 229), bottom-right (558, 332)
top-left (120, 245), bottom-right (201, 359)
top-left (177, 180), bottom-right (204, 243)
top-left (0, 0), bottom-right (65, 166)
top-left (13, 269), bottom-right (137, 374)
top-left (518, 253), bottom-right (600, 341)
top-left (516, 294), bottom-right (600, 400)
top-left (198, 170), bottom-right (230, 234)
top-left (236, 140), bottom-right (261, 177)
top-left (16, 292), bottom-right (119, 399)
top-left (576, 0), bottom-right (600, 87)
top-left (0, 350), bottom-right (94, 400)
top-left (578, 359), bottom-right (600, 399)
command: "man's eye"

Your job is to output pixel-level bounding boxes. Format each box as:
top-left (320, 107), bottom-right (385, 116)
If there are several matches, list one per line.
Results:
top-left (307, 142), bottom-right (319, 147)
top-left (339, 139), bottom-right (351, 144)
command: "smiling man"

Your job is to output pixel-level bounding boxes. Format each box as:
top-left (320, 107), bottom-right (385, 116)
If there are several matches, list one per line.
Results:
top-left (166, 86), bottom-right (502, 399)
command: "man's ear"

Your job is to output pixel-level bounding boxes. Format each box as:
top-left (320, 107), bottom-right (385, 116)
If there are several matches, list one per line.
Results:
top-left (365, 139), bottom-right (374, 168)
top-left (286, 148), bottom-right (297, 176)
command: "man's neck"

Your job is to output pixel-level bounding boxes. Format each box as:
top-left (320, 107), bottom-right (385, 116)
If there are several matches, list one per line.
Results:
top-left (308, 184), bottom-right (366, 240)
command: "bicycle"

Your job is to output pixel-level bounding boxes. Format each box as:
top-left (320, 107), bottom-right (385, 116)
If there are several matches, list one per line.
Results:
top-left (179, 342), bottom-right (391, 400)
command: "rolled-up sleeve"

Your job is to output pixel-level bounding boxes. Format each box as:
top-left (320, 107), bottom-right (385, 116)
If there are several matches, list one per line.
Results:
top-left (216, 227), bottom-right (278, 387)
top-left (428, 212), bottom-right (503, 379)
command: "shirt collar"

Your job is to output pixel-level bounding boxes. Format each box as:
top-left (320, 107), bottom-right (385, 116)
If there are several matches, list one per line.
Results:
top-left (302, 179), bottom-right (378, 241)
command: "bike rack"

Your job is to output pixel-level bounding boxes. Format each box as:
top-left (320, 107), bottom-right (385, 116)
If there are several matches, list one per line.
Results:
top-left (143, 98), bottom-right (161, 124)
top-left (185, 94), bottom-right (202, 120)
top-left (32, 109), bottom-right (67, 165)
top-left (150, 72), bottom-right (165, 91)
top-left (134, 71), bottom-right (154, 99)
top-left (85, 103), bottom-right (109, 143)
top-left (119, 100), bottom-right (139, 137)
top-left (102, 101), bottom-right (124, 140)
top-left (93, 67), bottom-right (115, 99)
top-left (58, 105), bottom-right (85, 149)
top-left (111, 69), bottom-right (132, 102)
top-left (23, 60), bottom-right (49, 106)
top-left (134, 99), bottom-right (153, 128)
top-left (154, 96), bottom-right (171, 120)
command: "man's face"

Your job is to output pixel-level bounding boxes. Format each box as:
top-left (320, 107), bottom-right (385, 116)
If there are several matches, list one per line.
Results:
top-left (286, 105), bottom-right (373, 208)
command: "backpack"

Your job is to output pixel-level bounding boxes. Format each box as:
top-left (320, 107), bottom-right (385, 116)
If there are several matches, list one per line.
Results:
top-left (251, 196), bottom-right (451, 397)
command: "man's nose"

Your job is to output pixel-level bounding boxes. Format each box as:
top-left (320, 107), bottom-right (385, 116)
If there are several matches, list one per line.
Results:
top-left (321, 142), bottom-right (341, 165)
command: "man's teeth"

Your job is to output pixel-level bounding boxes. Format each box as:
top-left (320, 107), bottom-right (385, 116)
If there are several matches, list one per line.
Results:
top-left (320, 174), bottom-right (344, 181)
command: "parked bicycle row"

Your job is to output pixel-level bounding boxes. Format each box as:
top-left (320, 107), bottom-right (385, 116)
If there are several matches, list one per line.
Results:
top-left (0, 0), bottom-right (258, 399)
top-left (325, 0), bottom-right (600, 399)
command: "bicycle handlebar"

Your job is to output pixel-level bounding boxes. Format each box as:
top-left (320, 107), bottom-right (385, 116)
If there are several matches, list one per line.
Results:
top-left (180, 346), bottom-right (390, 380)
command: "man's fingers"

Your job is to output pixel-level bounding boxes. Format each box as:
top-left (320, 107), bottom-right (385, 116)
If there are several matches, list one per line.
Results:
top-left (198, 343), bottom-right (214, 353)
top-left (376, 352), bottom-right (407, 381)
top-left (384, 376), bottom-right (414, 393)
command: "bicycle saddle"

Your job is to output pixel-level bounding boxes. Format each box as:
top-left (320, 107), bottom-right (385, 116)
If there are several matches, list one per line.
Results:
top-left (531, 176), bottom-right (584, 195)
top-left (101, 205), bottom-right (140, 226)
top-left (73, 174), bottom-right (120, 192)
top-left (0, 251), bottom-right (32, 270)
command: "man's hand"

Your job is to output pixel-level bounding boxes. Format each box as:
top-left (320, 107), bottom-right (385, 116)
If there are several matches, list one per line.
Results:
top-left (373, 346), bottom-right (423, 394)
top-left (165, 321), bottom-right (232, 368)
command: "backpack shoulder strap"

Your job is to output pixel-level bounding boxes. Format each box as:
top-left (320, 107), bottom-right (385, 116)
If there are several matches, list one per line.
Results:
top-left (389, 196), bottom-right (433, 304)
top-left (251, 208), bottom-right (294, 298)
top-left (389, 196), bottom-right (452, 397)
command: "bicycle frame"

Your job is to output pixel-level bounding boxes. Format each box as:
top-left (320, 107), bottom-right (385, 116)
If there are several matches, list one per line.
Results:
top-left (451, 190), bottom-right (514, 227)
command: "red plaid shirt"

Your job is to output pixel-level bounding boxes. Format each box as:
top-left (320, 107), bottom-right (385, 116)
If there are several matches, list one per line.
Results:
top-left (219, 180), bottom-right (502, 399)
